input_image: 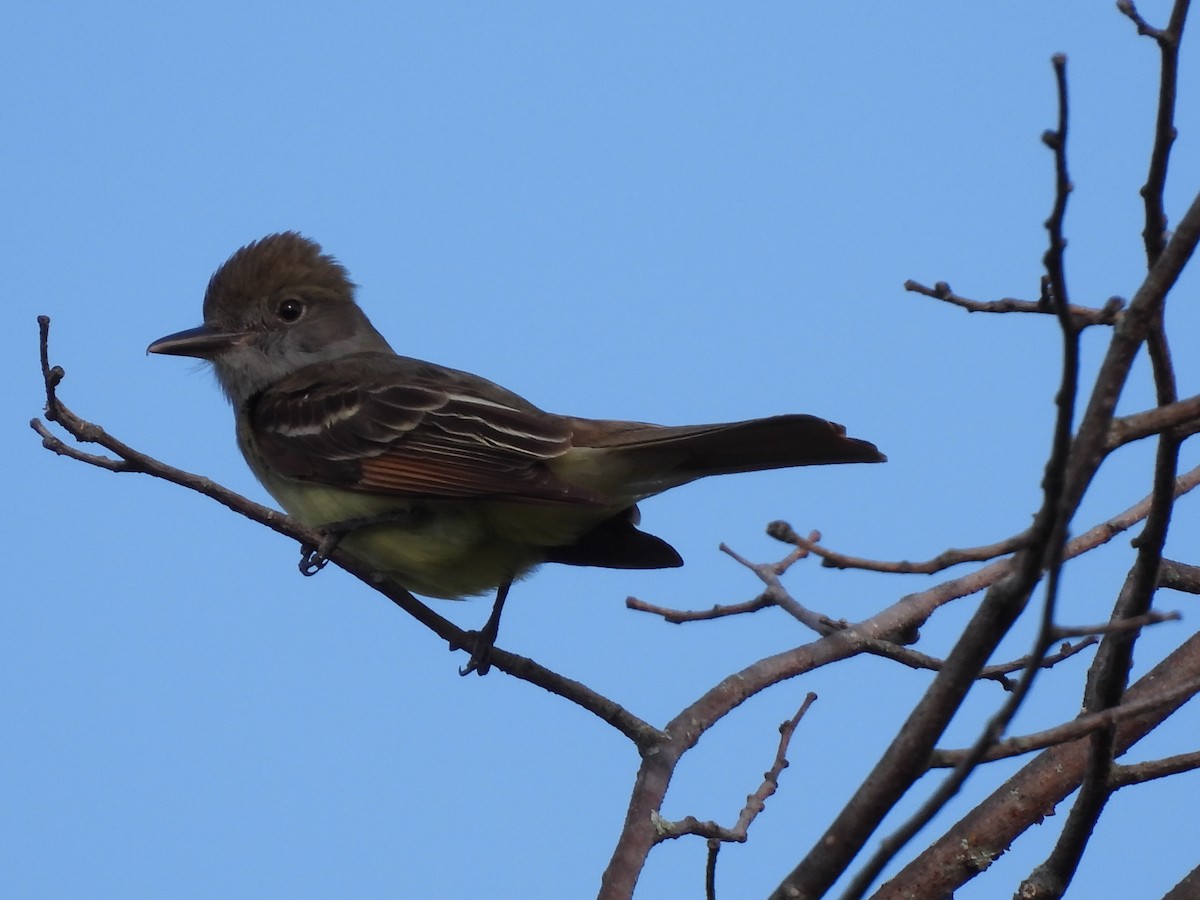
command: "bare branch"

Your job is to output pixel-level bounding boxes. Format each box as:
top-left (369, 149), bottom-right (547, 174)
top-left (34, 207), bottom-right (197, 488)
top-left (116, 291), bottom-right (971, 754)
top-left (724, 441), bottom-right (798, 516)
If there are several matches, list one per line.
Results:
top-left (627, 538), bottom-right (834, 633)
top-left (1108, 392), bottom-right (1200, 448)
top-left (1117, 0), bottom-right (1191, 265)
top-left (625, 593), bottom-right (774, 623)
top-left (979, 638), bottom-right (1098, 682)
top-left (1110, 750), bottom-right (1200, 787)
top-left (875, 631), bottom-right (1200, 899)
top-left (32, 417), bottom-right (136, 472)
top-left (864, 636), bottom-right (1100, 692)
top-left (1163, 863), bottom-right (1200, 900)
top-left (903, 279), bottom-right (1123, 327)
top-left (1041, 54), bottom-right (1074, 319)
top-left (929, 676), bottom-right (1200, 767)
top-left (1118, 0), bottom-right (1168, 37)
top-left (651, 694), bottom-right (817, 843)
top-left (1159, 558), bottom-right (1200, 593)
top-left (769, 520), bottom-right (1028, 574)
top-left (770, 462), bottom-right (1200, 582)
top-left (640, 542), bottom-right (1099, 692)
top-left (1051, 609), bottom-right (1180, 639)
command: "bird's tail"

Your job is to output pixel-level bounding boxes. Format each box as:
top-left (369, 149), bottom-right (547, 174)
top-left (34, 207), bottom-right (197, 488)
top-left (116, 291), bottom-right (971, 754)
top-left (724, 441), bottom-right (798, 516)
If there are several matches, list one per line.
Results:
top-left (564, 413), bottom-right (884, 496)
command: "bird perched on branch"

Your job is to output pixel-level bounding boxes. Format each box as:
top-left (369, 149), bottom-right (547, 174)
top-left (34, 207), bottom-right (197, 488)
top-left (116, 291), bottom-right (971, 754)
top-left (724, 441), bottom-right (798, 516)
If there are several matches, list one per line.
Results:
top-left (149, 232), bottom-right (884, 673)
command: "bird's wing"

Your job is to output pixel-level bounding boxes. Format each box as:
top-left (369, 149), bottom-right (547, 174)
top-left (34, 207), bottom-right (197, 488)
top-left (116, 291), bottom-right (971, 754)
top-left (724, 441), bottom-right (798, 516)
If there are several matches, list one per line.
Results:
top-left (248, 353), bottom-right (608, 506)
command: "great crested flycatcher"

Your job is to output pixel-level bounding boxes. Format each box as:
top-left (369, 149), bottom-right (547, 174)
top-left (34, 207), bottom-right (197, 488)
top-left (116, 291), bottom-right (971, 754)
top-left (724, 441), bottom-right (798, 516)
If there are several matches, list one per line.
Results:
top-left (149, 232), bottom-right (884, 672)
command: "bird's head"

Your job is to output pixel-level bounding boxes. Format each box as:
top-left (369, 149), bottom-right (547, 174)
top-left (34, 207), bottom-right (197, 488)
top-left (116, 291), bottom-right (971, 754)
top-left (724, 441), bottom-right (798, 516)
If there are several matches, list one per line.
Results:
top-left (148, 232), bottom-right (392, 406)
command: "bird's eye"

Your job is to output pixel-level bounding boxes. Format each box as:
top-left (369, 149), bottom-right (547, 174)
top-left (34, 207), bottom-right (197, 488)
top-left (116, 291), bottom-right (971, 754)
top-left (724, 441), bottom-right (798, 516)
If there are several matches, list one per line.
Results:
top-left (276, 298), bottom-right (304, 322)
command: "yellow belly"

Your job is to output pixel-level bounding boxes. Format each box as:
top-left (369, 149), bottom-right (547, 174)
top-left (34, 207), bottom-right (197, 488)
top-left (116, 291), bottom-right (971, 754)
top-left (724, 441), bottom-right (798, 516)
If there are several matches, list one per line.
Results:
top-left (251, 466), bottom-right (609, 599)
top-left (236, 419), bottom-right (633, 599)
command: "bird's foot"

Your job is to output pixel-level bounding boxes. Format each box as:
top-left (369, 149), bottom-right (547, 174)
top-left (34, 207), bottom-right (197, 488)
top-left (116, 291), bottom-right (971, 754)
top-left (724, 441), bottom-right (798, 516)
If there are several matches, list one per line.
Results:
top-left (457, 628), bottom-right (498, 677)
top-left (298, 530), bottom-right (344, 576)
top-left (297, 510), bottom-right (421, 576)
top-left (457, 580), bottom-right (512, 677)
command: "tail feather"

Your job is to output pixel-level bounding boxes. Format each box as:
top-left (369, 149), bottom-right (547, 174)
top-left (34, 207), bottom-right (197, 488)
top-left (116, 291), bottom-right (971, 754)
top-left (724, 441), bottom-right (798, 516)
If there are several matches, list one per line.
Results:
top-left (660, 415), bottom-right (884, 474)
top-left (572, 413), bottom-right (884, 478)
top-left (544, 414), bottom-right (883, 570)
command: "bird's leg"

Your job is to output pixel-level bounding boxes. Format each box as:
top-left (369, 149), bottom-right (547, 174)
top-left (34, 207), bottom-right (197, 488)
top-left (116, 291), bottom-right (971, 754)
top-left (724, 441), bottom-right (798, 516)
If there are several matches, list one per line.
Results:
top-left (298, 509), bottom-right (423, 576)
top-left (458, 579), bottom-right (513, 677)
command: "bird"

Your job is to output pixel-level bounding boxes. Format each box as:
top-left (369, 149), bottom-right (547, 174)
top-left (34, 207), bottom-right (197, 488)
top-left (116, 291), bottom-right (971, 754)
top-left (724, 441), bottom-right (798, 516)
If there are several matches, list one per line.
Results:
top-left (148, 232), bottom-right (884, 673)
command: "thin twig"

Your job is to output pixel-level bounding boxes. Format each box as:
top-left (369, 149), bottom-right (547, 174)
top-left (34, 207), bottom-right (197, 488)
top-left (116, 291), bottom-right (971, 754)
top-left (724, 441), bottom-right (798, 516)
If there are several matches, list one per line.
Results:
top-left (1159, 558), bottom-right (1200, 593)
top-left (929, 676), bottom-right (1200, 767)
top-left (1050, 609), bottom-right (1179, 639)
top-left (857, 637), bottom-right (1100, 692)
top-left (651, 694), bottom-right (817, 843)
top-left (1117, 0), bottom-right (1191, 265)
top-left (1107, 392), bottom-right (1200, 448)
top-left (625, 594), bottom-right (775, 623)
top-left (705, 840), bottom-right (719, 900)
top-left (979, 638), bottom-right (1098, 683)
top-left (769, 521), bottom-right (1027, 574)
top-left (767, 461), bottom-right (1200, 582)
top-left (626, 535), bottom-right (829, 629)
top-left (903, 280), bottom-right (1123, 327)
top-left (1110, 749), bottom-right (1200, 787)
top-left (637, 545), bottom-right (1101, 691)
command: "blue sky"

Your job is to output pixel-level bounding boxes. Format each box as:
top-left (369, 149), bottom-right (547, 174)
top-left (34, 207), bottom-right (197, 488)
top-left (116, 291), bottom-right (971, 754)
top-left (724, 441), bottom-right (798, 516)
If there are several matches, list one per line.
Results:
top-left (5, 2), bottom-right (1199, 897)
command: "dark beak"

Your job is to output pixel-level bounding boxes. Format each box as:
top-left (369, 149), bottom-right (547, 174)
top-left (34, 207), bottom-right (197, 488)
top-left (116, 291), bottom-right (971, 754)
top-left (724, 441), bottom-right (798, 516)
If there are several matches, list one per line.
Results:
top-left (147, 324), bottom-right (248, 359)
